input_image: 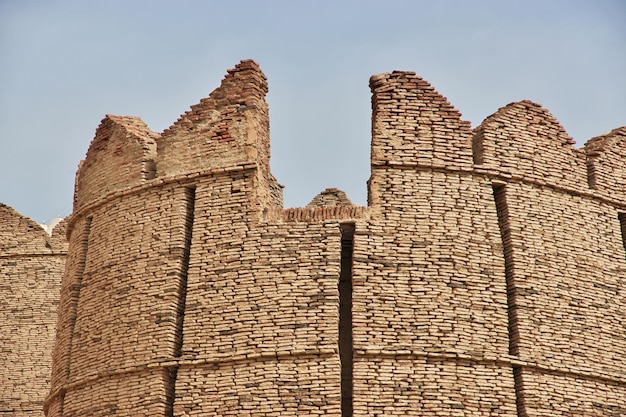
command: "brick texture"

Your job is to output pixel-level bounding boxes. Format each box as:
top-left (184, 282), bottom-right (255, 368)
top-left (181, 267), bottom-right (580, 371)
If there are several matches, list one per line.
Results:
top-left (0, 205), bottom-right (67, 416)
top-left (1, 60), bottom-right (624, 416)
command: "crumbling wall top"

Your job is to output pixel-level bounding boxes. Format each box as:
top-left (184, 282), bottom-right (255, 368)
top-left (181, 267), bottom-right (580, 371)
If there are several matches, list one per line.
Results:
top-left (0, 204), bottom-right (66, 254)
top-left (74, 115), bottom-right (158, 210)
top-left (369, 70), bottom-right (474, 169)
top-left (157, 59), bottom-right (271, 179)
top-left (584, 126), bottom-right (626, 202)
top-left (473, 100), bottom-right (588, 191)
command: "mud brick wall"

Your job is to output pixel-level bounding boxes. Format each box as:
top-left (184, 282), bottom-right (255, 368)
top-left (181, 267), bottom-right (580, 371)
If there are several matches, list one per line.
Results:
top-left (0, 59), bottom-right (619, 416)
top-left (0, 205), bottom-right (67, 416)
top-left (585, 126), bottom-right (626, 204)
top-left (73, 115), bottom-right (159, 211)
top-left (360, 72), bottom-right (516, 415)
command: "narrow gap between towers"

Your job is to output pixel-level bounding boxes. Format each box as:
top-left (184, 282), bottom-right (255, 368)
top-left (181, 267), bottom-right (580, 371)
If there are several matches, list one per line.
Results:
top-left (339, 223), bottom-right (355, 417)
top-left (618, 213), bottom-right (626, 256)
top-left (492, 184), bottom-right (519, 356)
top-left (512, 366), bottom-right (528, 417)
top-left (166, 186), bottom-right (196, 417)
top-left (492, 184), bottom-right (527, 417)
top-left (62, 216), bottom-right (92, 414)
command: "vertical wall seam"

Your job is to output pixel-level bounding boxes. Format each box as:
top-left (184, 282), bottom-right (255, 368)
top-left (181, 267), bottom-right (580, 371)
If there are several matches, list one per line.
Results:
top-left (143, 158), bottom-right (157, 181)
top-left (586, 157), bottom-right (598, 190)
top-left (618, 213), bottom-right (626, 257)
top-left (512, 366), bottom-right (528, 417)
top-left (165, 186), bottom-right (196, 417)
top-left (339, 223), bottom-right (355, 417)
top-left (492, 184), bottom-right (527, 417)
top-left (61, 216), bottom-right (92, 414)
top-left (174, 186), bottom-right (196, 357)
top-left (472, 130), bottom-right (485, 165)
top-left (492, 184), bottom-right (519, 356)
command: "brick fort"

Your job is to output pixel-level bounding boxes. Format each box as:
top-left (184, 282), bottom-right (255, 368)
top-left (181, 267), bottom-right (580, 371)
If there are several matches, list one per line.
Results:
top-left (1, 60), bottom-right (625, 416)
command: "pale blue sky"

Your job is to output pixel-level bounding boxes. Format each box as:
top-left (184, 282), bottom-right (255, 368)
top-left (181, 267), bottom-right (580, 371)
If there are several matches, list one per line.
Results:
top-left (1, 0), bottom-right (624, 223)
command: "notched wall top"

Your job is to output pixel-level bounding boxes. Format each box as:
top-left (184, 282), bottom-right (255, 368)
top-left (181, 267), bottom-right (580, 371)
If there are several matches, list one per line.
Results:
top-left (585, 127), bottom-right (626, 203)
top-left (73, 60), bottom-right (278, 212)
top-left (473, 100), bottom-right (587, 191)
top-left (0, 203), bottom-right (67, 254)
top-left (369, 71), bottom-right (474, 168)
top-left (70, 60), bottom-right (626, 226)
top-left (74, 115), bottom-right (158, 210)
top-left (158, 59), bottom-right (271, 179)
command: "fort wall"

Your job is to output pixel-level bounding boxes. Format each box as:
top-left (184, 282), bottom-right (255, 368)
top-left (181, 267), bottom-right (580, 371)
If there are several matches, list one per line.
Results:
top-left (46, 60), bottom-right (626, 416)
top-left (0, 205), bottom-right (67, 416)
top-left (1, 59), bottom-right (624, 416)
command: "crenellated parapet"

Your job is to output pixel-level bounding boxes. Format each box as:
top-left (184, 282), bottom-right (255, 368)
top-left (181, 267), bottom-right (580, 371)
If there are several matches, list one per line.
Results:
top-left (39, 61), bottom-right (625, 417)
top-left (0, 204), bottom-right (64, 253)
top-left (367, 71), bottom-right (475, 210)
top-left (369, 71), bottom-right (474, 169)
top-left (473, 100), bottom-right (588, 191)
top-left (585, 126), bottom-right (626, 204)
top-left (158, 59), bottom-right (269, 176)
top-left (368, 73), bottom-right (626, 206)
top-left (72, 60), bottom-right (282, 219)
top-left (74, 115), bottom-right (158, 210)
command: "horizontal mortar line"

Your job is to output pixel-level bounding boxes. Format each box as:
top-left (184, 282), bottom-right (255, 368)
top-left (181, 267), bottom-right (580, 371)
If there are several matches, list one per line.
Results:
top-left (0, 251), bottom-right (67, 259)
top-left (65, 162), bottom-right (258, 236)
top-left (44, 347), bottom-right (338, 407)
top-left (371, 162), bottom-right (626, 209)
top-left (354, 349), bottom-right (626, 386)
top-left (261, 206), bottom-right (370, 223)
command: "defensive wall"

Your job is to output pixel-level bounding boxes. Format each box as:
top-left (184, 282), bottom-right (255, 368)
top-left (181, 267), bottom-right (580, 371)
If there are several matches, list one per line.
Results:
top-left (0, 59), bottom-right (624, 416)
top-left (0, 206), bottom-right (67, 416)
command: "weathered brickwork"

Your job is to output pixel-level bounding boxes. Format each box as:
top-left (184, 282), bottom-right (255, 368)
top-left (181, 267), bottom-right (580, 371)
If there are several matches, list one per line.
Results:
top-left (1, 59), bottom-right (624, 416)
top-left (0, 205), bottom-right (67, 416)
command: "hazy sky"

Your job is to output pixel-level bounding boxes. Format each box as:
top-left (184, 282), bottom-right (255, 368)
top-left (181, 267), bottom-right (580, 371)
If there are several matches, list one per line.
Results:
top-left (1, 0), bottom-right (624, 224)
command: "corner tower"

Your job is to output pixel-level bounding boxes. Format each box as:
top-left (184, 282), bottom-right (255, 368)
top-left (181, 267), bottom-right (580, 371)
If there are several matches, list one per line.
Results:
top-left (46, 60), bottom-right (284, 416)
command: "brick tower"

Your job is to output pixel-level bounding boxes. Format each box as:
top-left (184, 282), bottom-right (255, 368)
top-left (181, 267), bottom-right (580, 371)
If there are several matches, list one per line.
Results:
top-left (44, 61), bottom-right (626, 416)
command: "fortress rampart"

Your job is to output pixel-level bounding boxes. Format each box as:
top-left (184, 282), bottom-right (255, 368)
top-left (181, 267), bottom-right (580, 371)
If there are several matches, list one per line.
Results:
top-left (1, 59), bottom-right (624, 416)
top-left (0, 206), bottom-right (67, 416)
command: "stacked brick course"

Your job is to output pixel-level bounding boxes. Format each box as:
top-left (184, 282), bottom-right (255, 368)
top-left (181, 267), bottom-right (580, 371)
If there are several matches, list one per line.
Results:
top-left (0, 205), bottom-right (67, 416)
top-left (1, 59), bottom-right (624, 416)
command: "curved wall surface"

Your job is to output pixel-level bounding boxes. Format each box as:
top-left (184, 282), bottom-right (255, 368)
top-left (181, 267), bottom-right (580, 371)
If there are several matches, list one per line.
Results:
top-left (0, 205), bottom-right (67, 416)
top-left (42, 61), bottom-right (625, 416)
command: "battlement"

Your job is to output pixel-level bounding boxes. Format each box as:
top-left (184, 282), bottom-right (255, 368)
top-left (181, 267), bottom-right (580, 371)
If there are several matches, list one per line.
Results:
top-left (0, 203), bottom-right (67, 254)
top-left (74, 115), bottom-right (158, 210)
top-left (473, 100), bottom-right (587, 196)
top-left (369, 70), bottom-right (474, 169)
top-left (585, 126), bottom-right (626, 201)
top-left (369, 71), bottom-right (626, 208)
top-left (73, 60), bottom-right (281, 214)
top-left (158, 59), bottom-right (271, 178)
top-left (73, 61), bottom-right (626, 218)
top-left (3, 60), bottom-right (623, 416)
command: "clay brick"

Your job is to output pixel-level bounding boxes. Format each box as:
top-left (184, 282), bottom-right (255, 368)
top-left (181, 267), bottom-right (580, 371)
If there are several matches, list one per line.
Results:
top-left (2, 60), bottom-right (625, 417)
